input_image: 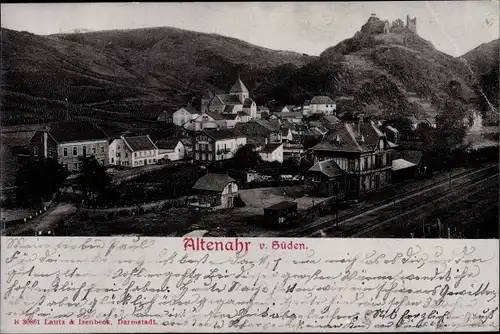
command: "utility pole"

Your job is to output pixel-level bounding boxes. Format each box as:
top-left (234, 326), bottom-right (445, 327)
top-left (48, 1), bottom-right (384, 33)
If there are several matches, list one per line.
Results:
top-left (65, 98), bottom-right (69, 120)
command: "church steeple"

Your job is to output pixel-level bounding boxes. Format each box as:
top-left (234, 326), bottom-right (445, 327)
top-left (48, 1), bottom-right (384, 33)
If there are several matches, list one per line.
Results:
top-left (229, 73), bottom-right (249, 103)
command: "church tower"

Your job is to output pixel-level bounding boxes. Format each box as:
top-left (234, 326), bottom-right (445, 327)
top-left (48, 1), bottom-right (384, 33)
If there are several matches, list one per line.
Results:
top-left (229, 75), bottom-right (249, 103)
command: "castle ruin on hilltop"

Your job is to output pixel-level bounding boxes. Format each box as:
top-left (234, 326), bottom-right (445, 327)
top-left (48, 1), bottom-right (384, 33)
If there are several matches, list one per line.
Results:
top-left (406, 15), bottom-right (417, 33)
top-left (369, 13), bottom-right (417, 35)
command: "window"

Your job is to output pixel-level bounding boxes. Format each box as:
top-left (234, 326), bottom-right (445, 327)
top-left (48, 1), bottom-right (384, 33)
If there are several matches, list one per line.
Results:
top-left (375, 155), bottom-right (382, 168)
top-left (134, 152), bottom-right (137, 157)
top-left (33, 146), bottom-right (38, 156)
top-left (73, 163), bottom-right (78, 170)
top-left (348, 159), bottom-right (355, 171)
top-left (202, 153), bottom-right (206, 160)
top-left (63, 148), bottom-right (68, 157)
top-left (195, 143), bottom-right (200, 150)
top-left (208, 155), bottom-right (212, 161)
top-left (82, 146), bottom-right (87, 157)
top-left (313, 174), bottom-right (321, 182)
top-left (195, 153), bottom-right (200, 160)
top-left (100, 145), bottom-right (104, 154)
top-left (117, 152), bottom-right (121, 158)
top-left (73, 147), bottom-right (77, 156)
top-left (364, 157), bottom-right (369, 170)
top-left (125, 153), bottom-right (128, 158)
top-left (100, 159), bottom-right (104, 165)
top-left (111, 158), bottom-right (114, 163)
top-left (92, 146), bottom-right (96, 154)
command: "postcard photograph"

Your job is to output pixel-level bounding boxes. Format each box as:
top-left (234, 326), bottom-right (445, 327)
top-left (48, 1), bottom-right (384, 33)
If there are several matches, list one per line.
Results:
top-left (1, 1), bottom-right (498, 241)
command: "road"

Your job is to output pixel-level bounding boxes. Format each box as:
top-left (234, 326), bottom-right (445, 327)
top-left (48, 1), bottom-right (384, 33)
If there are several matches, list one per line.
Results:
top-left (286, 164), bottom-right (498, 238)
top-left (4, 203), bottom-right (76, 236)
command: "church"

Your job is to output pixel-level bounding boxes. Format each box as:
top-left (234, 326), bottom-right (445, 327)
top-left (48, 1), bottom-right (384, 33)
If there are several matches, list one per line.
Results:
top-left (201, 76), bottom-right (258, 119)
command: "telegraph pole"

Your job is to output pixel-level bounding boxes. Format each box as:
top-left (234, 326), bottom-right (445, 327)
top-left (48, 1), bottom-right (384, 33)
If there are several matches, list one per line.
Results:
top-left (65, 98), bottom-right (69, 120)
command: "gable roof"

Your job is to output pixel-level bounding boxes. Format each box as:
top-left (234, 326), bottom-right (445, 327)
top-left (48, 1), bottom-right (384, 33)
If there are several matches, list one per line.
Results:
top-left (237, 111), bottom-right (249, 117)
top-left (230, 77), bottom-right (249, 93)
top-left (260, 143), bottom-right (283, 154)
top-left (176, 105), bottom-right (198, 114)
top-left (309, 160), bottom-right (347, 178)
top-left (399, 150), bottom-right (423, 165)
top-left (221, 113), bottom-right (238, 120)
top-left (304, 100), bottom-right (311, 106)
top-left (215, 94), bottom-right (242, 105)
top-left (254, 119), bottom-right (280, 132)
top-left (223, 105), bottom-right (238, 114)
top-left (122, 135), bottom-right (157, 151)
top-left (193, 173), bottom-right (236, 192)
top-left (155, 138), bottom-right (183, 150)
top-left (157, 110), bottom-right (175, 120)
top-left (203, 128), bottom-right (245, 141)
top-left (311, 96), bottom-right (335, 104)
top-left (41, 120), bottom-right (108, 143)
top-left (203, 111), bottom-right (224, 121)
top-left (273, 111), bottom-right (303, 118)
top-left (243, 98), bottom-right (255, 107)
top-left (392, 158), bottom-right (416, 171)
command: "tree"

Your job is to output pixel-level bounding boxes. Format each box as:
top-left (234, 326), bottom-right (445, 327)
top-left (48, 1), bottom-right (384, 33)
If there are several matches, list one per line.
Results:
top-left (15, 158), bottom-right (68, 208)
top-left (75, 156), bottom-right (112, 204)
top-left (383, 115), bottom-right (413, 140)
top-left (233, 145), bottom-right (262, 170)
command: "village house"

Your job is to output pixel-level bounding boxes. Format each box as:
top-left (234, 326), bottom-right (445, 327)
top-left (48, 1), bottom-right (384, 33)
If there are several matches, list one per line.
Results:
top-left (180, 138), bottom-right (193, 158)
top-left (109, 135), bottom-right (158, 168)
top-left (220, 111), bottom-right (251, 128)
top-left (29, 120), bottom-right (109, 172)
top-left (281, 126), bottom-right (294, 142)
top-left (257, 106), bottom-right (270, 118)
top-left (191, 173), bottom-right (239, 209)
top-left (172, 105), bottom-right (199, 127)
top-left (192, 128), bottom-right (247, 163)
top-left (310, 96), bottom-right (336, 115)
top-left (184, 112), bottom-right (223, 131)
top-left (258, 142), bottom-right (284, 163)
top-left (308, 118), bottom-right (397, 197)
top-left (271, 111), bottom-right (303, 124)
top-left (281, 105), bottom-right (295, 113)
top-left (384, 125), bottom-right (400, 144)
top-left (235, 119), bottom-right (282, 147)
top-left (155, 138), bottom-right (186, 162)
top-left (408, 116), bottom-right (435, 130)
top-left (157, 110), bottom-right (174, 124)
top-left (201, 76), bottom-right (257, 119)
top-left (302, 100), bottom-right (311, 115)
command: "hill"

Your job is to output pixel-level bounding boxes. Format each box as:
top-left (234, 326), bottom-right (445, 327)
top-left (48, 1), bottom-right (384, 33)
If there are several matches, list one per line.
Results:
top-left (247, 15), bottom-right (481, 120)
top-left (1, 27), bottom-right (312, 131)
top-left (460, 39), bottom-right (499, 116)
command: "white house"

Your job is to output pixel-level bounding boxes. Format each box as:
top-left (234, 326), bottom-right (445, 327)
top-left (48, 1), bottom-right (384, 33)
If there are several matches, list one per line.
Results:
top-left (192, 173), bottom-right (239, 209)
top-left (281, 105), bottom-right (295, 113)
top-left (173, 106), bottom-right (199, 127)
top-left (184, 112), bottom-right (222, 131)
top-left (109, 135), bottom-right (159, 168)
top-left (192, 128), bottom-right (247, 163)
top-left (156, 139), bottom-right (186, 161)
top-left (243, 98), bottom-right (257, 119)
top-left (259, 142), bottom-right (284, 163)
top-left (310, 96), bottom-right (336, 115)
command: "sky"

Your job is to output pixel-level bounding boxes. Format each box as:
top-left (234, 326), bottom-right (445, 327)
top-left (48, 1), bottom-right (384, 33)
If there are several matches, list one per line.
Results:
top-left (1, 2), bottom-right (499, 57)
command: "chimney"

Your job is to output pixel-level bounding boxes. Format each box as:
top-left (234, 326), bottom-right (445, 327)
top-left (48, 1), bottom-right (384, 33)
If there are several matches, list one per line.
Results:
top-left (358, 114), bottom-right (364, 133)
top-left (265, 137), bottom-right (268, 145)
top-left (335, 134), bottom-right (341, 145)
top-left (43, 131), bottom-right (48, 158)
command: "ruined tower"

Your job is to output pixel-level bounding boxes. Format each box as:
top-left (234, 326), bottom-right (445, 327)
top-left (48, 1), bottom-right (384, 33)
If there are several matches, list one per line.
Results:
top-left (406, 15), bottom-right (417, 33)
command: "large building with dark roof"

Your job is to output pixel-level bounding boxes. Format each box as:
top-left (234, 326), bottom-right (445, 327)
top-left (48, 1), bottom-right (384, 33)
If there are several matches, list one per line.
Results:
top-left (309, 95), bottom-right (337, 116)
top-left (308, 118), bottom-right (397, 197)
top-left (29, 120), bottom-right (109, 172)
top-left (192, 173), bottom-right (239, 209)
top-left (192, 128), bottom-right (247, 163)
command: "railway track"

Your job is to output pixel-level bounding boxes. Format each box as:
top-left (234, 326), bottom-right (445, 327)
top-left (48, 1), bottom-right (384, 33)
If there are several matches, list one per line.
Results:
top-left (347, 173), bottom-right (498, 238)
top-left (288, 164), bottom-right (498, 237)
